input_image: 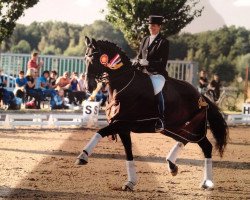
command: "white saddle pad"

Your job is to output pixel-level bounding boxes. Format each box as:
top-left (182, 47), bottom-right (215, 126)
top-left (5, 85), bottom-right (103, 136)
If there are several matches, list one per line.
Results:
top-left (150, 75), bottom-right (165, 95)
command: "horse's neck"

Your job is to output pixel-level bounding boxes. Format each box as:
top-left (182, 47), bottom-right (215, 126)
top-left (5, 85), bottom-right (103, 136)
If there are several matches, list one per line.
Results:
top-left (108, 68), bottom-right (134, 95)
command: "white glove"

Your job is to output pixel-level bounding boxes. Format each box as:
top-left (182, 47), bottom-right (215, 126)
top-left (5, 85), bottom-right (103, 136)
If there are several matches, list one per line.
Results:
top-left (139, 59), bottom-right (149, 66)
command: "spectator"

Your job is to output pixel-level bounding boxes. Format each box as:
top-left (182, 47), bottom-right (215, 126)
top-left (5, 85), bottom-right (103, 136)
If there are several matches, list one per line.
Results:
top-left (56, 71), bottom-right (71, 91)
top-left (208, 74), bottom-right (221, 101)
top-left (27, 52), bottom-right (44, 71)
top-left (70, 72), bottom-right (80, 91)
top-left (50, 89), bottom-right (69, 110)
top-left (89, 82), bottom-right (109, 106)
top-left (198, 70), bottom-right (208, 94)
top-left (70, 72), bottom-right (86, 105)
top-left (14, 70), bottom-right (27, 101)
top-left (25, 68), bottom-right (43, 109)
top-left (56, 71), bottom-right (74, 103)
top-left (35, 70), bottom-right (56, 98)
top-left (48, 70), bottom-right (58, 89)
top-left (0, 69), bottom-right (7, 88)
top-left (78, 73), bottom-right (88, 91)
top-left (0, 69), bottom-right (20, 110)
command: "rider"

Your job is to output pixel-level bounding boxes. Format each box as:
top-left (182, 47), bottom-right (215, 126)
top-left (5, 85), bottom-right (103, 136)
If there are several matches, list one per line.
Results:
top-left (134, 15), bottom-right (169, 132)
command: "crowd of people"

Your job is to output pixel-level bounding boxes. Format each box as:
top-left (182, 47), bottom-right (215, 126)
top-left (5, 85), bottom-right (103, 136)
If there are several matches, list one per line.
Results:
top-left (0, 52), bottom-right (108, 110)
top-left (198, 70), bottom-right (221, 101)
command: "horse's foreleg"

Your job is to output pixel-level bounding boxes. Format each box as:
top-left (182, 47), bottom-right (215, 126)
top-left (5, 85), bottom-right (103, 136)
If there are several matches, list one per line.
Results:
top-left (75, 124), bottom-right (115, 165)
top-left (75, 133), bottom-right (102, 165)
top-left (198, 137), bottom-right (214, 190)
top-left (166, 142), bottom-right (184, 176)
top-left (119, 131), bottom-right (137, 191)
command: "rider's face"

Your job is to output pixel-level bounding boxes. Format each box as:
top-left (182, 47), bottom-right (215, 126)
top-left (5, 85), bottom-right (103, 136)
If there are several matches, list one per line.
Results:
top-left (148, 24), bottom-right (161, 35)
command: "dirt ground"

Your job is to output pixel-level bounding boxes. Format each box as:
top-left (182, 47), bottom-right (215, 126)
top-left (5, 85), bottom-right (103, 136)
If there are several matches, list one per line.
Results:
top-left (0, 126), bottom-right (249, 200)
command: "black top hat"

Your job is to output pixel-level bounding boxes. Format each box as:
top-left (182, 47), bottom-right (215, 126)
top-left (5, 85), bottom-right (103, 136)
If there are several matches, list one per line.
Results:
top-left (147, 15), bottom-right (164, 25)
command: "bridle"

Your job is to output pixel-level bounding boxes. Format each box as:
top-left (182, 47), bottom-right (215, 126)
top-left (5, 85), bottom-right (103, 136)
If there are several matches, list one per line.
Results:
top-left (84, 50), bottom-right (106, 82)
top-left (84, 46), bottom-right (135, 95)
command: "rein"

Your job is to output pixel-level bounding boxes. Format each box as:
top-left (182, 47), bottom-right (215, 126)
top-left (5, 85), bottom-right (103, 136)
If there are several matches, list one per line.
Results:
top-left (115, 71), bottom-right (135, 95)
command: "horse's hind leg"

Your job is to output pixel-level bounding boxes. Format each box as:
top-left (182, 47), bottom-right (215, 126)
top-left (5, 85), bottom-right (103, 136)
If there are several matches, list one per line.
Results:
top-left (198, 136), bottom-right (214, 190)
top-left (118, 131), bottom-right (137, 191)
top-left (166, 142), bottom-right (185, 176)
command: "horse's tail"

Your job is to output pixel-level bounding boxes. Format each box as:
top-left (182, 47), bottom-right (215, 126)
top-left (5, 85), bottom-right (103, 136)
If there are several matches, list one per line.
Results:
top-left (202, 95), bottom-right (229, 157)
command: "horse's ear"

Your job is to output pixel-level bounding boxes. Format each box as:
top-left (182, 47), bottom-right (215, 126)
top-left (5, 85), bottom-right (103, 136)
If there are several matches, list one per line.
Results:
top-left (85, 36), bottom-right (91, 46)
top-left (91, 38), bottom-right (97, 48)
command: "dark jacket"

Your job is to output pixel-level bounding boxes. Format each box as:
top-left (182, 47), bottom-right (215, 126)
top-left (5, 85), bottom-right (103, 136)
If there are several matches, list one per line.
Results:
top-left (137, 33), bottom-right (169, 77)
top-left (0, 75), bottom-right (6, 88)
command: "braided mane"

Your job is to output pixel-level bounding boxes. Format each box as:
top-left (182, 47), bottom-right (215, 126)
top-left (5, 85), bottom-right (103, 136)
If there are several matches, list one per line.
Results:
top-left (96, 40), bottom-right (132, 68)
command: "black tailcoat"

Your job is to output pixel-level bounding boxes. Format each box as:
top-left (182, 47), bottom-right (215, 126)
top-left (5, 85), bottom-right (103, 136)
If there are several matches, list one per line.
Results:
top-left (137, 33), bottom-right (169, 77)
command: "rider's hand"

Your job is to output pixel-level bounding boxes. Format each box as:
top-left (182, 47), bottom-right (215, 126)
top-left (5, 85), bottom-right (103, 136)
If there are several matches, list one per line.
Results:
top-left (132, 60), bottom-right (143, 71)
top-left (139, 59), bottom-right (149, 66)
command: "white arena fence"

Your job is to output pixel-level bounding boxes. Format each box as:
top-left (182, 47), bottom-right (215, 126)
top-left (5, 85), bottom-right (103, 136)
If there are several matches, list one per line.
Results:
top-left (0, 113), bottom-right (108, 129)
top-left (1, 111), bottom-right (249, 129)
top-left (0, 53), bottom-right (198, 91)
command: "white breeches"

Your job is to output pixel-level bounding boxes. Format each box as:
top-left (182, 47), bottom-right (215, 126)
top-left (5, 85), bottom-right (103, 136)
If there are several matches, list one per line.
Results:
top-left (149, 75), bottom-right (165, 95)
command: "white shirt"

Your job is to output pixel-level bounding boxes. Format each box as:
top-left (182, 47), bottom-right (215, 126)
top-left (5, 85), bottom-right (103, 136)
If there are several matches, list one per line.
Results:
top-left (149, 33), bottom-right (159, 46)
top-left (78, 79), bottom-right (87, 91)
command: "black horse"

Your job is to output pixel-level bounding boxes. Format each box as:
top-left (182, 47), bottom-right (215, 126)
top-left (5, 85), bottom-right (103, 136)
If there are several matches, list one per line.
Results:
top-left (76, 37), bottom-right (228, 191)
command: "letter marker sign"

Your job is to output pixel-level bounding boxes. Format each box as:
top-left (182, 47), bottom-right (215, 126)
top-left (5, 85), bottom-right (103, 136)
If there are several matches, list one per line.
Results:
top-left (83, 101), bottom-right (100, 128)
top-left (242, 103), bottom-right (250, 115)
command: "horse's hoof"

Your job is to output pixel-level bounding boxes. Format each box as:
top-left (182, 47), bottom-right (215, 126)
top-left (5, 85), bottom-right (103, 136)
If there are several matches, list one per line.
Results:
top-left (170, 165), bottom-right (178, 176)
top-left (75, 158), bottom-right (88, 165)
top-left (122, 181), bottom-right (135, 191)
top-left (75, 151), bottom-right (88, 165)
top-left (167, 160), bottom-right (178, 176)
top-left (200, 180), bottom-right (214, 190)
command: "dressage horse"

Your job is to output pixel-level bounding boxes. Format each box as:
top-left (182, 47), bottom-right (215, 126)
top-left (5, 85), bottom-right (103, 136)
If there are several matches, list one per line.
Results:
top-left (76, 37), bottom-right (228, 191)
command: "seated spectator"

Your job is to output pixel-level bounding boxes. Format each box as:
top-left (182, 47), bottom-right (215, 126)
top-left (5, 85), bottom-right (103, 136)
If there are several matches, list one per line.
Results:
top-left (78, 73), bottom-right (87, 92)
top-left (56, 71), bottom-right (71, 90)
top-left (208, 74), bottom-right (221, 102)
top-left (27, 52), bottom-right (43, 72)
top-left (35, 70), bottom-right (56, 99)
top-left (70, 72), bottom-right (86, 105)
top-left (50, 89), bottom-right (69, 110)
top-left (56, 71), bottom-right (74, 103)
top-left (25, 69), bottom-right (43, 109)
top-left (14, 70), bottom-right (27, 101)
top-left (0, 69), bottom-right (7, 88)
top-left (96, 83), bottom-right (109, 106)
top-left (48, 70), bottom-right (58, 89)
top-left (89, 81), bottom-right (109, 106)
top-left (0, 69), bottom-right (20, 110)
top-left (198, 70), bottom-right (208, 94)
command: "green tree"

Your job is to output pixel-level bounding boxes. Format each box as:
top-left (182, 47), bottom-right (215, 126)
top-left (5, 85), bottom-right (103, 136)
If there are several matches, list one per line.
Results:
top-left (81, 20), bottom-right (134, 56)
top-left (48, 22), bottom-right (70, 51)
top-left (11, 39), bottom-right (31, 53)
top-left (211, 56), bottom-right (237, 82)
top-left (24, 22), bottom-right (42, 50)
top-left (236, 53), bottom-right (250, 80)
top-left (0, 0), bottom-right (39, 42)
top-left (106, 0), bottom-right (203, 49)
top-left (43, 45), bottom-right (61, 55)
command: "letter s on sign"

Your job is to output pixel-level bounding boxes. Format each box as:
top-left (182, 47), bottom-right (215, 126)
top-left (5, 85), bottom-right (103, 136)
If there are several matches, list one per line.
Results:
top-left (85, 105), bottom-right (92, 114)
top-left (94, 106), bottom-right (98, 114)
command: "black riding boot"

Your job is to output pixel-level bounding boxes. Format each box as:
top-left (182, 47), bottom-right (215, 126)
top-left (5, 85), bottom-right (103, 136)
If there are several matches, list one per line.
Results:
top-left (155, 91), bottom-right (166, 132)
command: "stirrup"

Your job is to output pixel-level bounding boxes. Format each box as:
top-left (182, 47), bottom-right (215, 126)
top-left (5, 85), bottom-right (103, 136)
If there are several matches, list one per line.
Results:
top-left (155, 118), bottom-right (165, 132)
